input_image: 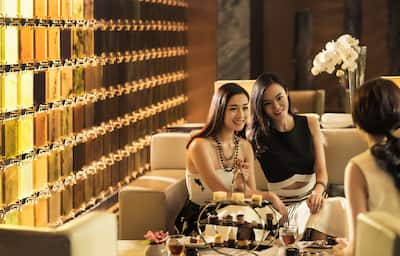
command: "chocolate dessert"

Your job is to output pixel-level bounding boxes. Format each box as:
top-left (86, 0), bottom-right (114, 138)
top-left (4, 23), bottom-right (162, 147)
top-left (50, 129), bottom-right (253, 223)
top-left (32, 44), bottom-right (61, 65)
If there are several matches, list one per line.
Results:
top-left (222, 214), bottom-right (233, 225)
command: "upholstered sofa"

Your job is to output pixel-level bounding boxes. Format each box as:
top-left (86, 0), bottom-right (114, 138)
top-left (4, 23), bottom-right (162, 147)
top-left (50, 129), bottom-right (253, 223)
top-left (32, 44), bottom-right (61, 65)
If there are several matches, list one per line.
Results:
top-left (119, 128), bottom-right (368, 239)
top-left (355, 211), bottom-right (400, 256)
top-left (0, 211), bottom-right (117, 256)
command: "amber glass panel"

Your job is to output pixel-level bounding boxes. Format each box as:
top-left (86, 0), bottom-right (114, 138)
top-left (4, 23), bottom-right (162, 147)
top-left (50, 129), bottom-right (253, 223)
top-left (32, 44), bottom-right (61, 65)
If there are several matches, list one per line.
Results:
top-left (47, 0), bottom-right (60, 19)
top-left (19, 203), bottom-right (35, 226)
top-left (47, 28), bottom-right (60, 60)
top-left (4, 208), bottom-right (19, 225)
top-left (4, 164), bottom-right (19, 204)
top-left (33, 70), bottom-right (46, 106)
top-left (33, 0), bottom-right (47, 19)
top-left (18, 158), bottom-right (33, 200)
top-left (33, 153), bottom-right (48, 190)
top-left (84, 29), bottom-right (94, 57)
top-left (47, 150), bottom-right (61, 183)
top-left (4, 118), bottom-right (18, 158)
top-left (72, 67), bottom-right (84, 95)
top-left (73, 143), bottom-right (84, 172)
top-left (18, 0), bottom-right (34, 18)
top-left (17, 114), bottom-right (34, 155)
top-left (83, 0), bottom-right (93, 20)
top-left (0, 25), bottom-right (18, 65)
top-left (60, 0), bottom-right (72, 19)
top-left (0, 72), bottom-right (18, 112)
top-left (60, 28), bottom-right (72, 61)
top-left (72, 0), bottom-right (83, 19)
top-left (93, 137), bottom-right (103, 195)
top-left (46, 69), bottom-right (61, 103)
top-left (61, 66), bottom-right (73, 98)
top-left (84, 174), bottom-right (93, 201)
top-left (61, 184), bottom-right (73, 216)
top-left (48, 190), bottom-right (61, 224)
top-left (72, 29), bottom-right (85, 59)
top-left (47, 110), bottom-right (62, 143)
top-left (34, 196), bottom-right (48, 227)
top-left (1, 0), bottom-right (18, 17)
top-left (73, 178), bottom-right (84, 209)
top-left (34, 111), bottom-right (48, 147)
top-left (34, 28), bottom-right (48, 63)
top-left (19, 27), bottom-right (34, 63)
top-left (61, 106), bottom-right (73, 138)
top-left (0, 168), bottom-right (3, 206)
top-left (17, 71), bottom-right (34, 109)
top-left (61, 145), bottom-right (73, 175)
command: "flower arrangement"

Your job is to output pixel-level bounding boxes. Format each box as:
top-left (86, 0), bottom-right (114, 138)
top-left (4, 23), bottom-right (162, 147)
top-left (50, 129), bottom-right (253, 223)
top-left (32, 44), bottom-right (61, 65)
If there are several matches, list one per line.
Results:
top-left (311, 34), bottom-right (361, 78)
top-left (144, 230), bottom-right (169, 245)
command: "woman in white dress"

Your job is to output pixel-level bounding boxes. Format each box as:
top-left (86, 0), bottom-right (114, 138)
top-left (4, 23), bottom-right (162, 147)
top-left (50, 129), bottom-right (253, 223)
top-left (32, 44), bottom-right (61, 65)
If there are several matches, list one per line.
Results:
top-left (182, 83), bottom-right (288, 234)
top-left (337, 78), bottom-right (400, 255)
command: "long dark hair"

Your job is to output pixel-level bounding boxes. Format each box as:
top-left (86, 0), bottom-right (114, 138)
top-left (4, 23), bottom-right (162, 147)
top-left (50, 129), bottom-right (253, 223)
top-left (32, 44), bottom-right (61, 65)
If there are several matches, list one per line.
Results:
top-left (352, 78), bottom-right (400, 189)
top-left (187, 83), bottom-right (249, 148)
top-left (249, 73), bottom-right (294, 155)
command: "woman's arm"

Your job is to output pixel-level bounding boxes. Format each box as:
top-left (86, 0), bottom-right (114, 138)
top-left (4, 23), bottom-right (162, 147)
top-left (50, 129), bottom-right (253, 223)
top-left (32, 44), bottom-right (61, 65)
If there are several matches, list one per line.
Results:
top-left (187, 138), bottom-right (231, 192)
top-left (307, 116), bottom-right (328, 213)
top-left (344, 161), bottom-right (368, 254)
top-left (241, 140), bottom-right (288, 220)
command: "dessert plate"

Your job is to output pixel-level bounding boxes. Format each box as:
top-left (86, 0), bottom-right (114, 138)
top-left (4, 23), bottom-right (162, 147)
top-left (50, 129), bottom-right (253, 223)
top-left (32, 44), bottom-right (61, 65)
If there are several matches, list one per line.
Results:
top-left (184, 235), bottom-right (213, 248)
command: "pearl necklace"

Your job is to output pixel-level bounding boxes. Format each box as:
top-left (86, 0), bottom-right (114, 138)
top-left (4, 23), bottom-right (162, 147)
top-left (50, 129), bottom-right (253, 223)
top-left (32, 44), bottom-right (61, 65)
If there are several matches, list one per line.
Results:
top-left (213, 134), bottom-right (240, 172)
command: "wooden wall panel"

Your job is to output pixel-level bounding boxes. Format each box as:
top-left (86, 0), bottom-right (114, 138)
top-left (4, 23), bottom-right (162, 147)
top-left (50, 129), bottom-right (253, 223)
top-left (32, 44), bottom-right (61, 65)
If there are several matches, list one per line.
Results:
top-left (185, 0), bottom-right (217, 123)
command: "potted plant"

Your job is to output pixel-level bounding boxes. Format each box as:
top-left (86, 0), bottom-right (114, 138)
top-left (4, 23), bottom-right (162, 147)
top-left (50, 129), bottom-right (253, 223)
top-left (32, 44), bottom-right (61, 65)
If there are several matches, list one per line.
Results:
top-left (144, 230), bottom-right (169, 256)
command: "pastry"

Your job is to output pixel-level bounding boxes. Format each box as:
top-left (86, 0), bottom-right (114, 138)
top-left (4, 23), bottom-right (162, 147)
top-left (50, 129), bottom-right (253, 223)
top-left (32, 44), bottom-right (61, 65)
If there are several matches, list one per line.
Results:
top-left (208, 214), bottom-right (219, 225)
top-left (214, 233), bottom-right (224, 246)
top-left (227, 228), bottom-right (236, 248)
top-left (222, 214), bottom-right (233, 225)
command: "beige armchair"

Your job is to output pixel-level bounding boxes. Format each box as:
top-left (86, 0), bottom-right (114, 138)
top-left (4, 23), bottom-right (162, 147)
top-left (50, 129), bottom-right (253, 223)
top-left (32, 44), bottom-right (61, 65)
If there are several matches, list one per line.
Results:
top-left (0, 211), bottom-right (117, 256)
top-left (214, 80), bottom-right (326, 116)
top-left (118, 132), bottom-right (189, 240)
top-left (355, 211), bottom-right (400, 256)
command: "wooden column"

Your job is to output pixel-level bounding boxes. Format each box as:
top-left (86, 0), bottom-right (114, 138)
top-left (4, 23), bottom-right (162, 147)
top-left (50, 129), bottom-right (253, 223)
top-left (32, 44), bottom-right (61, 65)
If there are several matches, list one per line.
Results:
top-left (250, 0), bottom-right (264, 79)
top-left (388, 0), bottom-right (400, 74)
top-left (294, 9), bottom-right (312, 90)
top-left (344, 0), bottom-right (362, 38)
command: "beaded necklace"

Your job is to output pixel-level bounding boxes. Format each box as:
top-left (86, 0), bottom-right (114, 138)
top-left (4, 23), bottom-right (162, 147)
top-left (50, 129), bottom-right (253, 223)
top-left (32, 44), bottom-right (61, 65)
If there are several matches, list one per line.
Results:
top-left (213, 134), bottom-right (240, 172)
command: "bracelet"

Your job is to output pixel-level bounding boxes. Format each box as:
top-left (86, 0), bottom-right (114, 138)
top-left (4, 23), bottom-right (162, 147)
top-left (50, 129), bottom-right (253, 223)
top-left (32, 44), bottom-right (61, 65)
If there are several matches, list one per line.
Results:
top-left (314, 181), bottom-right (327, 192)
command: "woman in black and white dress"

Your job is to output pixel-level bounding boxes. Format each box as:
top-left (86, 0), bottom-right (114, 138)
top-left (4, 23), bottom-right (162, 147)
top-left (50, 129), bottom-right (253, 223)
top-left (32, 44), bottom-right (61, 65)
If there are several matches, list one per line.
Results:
top-left (249, 73), bottom-right (347, 238)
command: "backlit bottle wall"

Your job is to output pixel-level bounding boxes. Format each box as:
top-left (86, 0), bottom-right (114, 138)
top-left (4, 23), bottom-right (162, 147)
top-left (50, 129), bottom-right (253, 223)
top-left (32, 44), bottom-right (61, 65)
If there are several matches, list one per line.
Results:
top-left (0, 0), bottom-right (188, 227)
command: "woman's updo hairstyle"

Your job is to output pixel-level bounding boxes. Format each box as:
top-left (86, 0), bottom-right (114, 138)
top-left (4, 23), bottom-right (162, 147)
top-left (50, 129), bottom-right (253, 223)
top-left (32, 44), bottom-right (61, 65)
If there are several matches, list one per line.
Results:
top-left (352, 78), bottom-right (400, 189)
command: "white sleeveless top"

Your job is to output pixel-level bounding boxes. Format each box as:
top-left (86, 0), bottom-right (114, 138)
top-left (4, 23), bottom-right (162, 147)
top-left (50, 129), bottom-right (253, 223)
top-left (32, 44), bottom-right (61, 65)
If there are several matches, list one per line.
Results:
top-left (186, 169), bottom-right (234, 205)
top-left (351, 150), bottom-right (400, 217)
